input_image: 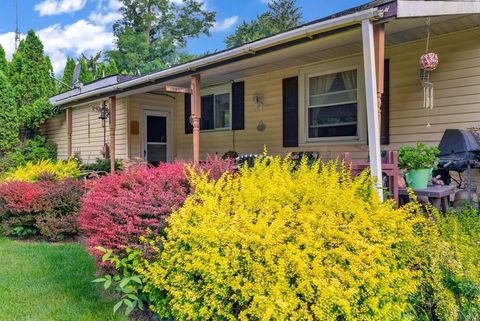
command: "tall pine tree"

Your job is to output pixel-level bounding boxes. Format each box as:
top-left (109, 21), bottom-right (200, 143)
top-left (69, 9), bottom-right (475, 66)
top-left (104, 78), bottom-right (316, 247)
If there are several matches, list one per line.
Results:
top-left (60, 57), bottom-right (76, 92)
top-left (0, 45), bottom-right (7, 74)
top-left (8, 30), bottom-right (55, 137)
top-left (0, 72), bottom-right (20, 153)
top-left (225, 0), bottom-right (302, 48)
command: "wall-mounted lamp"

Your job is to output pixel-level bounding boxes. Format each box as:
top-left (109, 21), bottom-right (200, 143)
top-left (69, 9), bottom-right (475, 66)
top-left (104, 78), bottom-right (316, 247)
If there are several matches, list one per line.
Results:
top-left (252, 94), bottom-right (264, 109)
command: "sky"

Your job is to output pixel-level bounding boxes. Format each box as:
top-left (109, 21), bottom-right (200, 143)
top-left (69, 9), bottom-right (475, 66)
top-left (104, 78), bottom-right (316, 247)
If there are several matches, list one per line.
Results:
top-left (0, 0), bottom-right (366, 75)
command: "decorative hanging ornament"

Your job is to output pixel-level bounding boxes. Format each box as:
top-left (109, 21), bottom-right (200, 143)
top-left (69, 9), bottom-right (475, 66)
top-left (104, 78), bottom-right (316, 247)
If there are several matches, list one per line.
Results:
top-left (420, 17), bottom-right (438, 125)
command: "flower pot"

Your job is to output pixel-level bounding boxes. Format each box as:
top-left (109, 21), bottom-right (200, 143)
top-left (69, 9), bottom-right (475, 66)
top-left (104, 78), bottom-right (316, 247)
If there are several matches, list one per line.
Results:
top-left (405, 168), bottom-right (432, 189)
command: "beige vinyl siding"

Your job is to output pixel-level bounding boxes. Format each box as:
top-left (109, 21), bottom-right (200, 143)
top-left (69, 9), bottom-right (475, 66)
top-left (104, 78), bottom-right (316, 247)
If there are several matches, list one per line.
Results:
top-left (128, 93), bottom-right (178, 159)
top-left (175, 28), bottom-right (480, 162)
top-left (387, 28), bottom-right (480, 150)
top-left (41, 113), bottom-right (68, 160)
top-left (42, 98), bottom-right (128, 163)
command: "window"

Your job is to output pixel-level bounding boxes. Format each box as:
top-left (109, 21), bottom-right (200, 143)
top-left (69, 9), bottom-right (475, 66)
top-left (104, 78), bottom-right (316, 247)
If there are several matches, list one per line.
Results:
top-left (200, 91), bottom-right (231, 131)
top-left (307, 69), bottom-right (358, 139)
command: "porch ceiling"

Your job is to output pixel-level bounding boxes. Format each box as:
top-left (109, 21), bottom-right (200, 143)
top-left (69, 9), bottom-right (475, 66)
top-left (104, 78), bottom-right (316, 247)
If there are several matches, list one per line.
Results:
top-left (123, 13), bottom-right (479, 96)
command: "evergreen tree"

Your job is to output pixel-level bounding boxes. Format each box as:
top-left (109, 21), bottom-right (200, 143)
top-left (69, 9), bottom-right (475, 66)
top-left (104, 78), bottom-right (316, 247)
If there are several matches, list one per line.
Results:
top-left (8, 30), bottom-right (55, 136)
top-left (60, 57), bottom-right (76, 92)
top-left (78, 58), bottom-right (94, 84)
top-left (105, 59), bottom-right (119, 76)
top-left (0, 72), bottom-right (19, 153)
top-left (107, 0), bottom-right (216, 74)
top-left (225, 0), bottom-right (302, 48)
top-left (0, 45), bottom-right (7, 74)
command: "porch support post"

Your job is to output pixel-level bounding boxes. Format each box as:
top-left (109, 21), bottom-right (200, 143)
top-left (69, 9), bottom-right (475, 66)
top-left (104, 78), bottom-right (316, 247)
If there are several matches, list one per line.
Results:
top-left (66, 107), bottom-right (73, 158)
top-left (191, 74), bottom-right (201, 164)
top-left (362, 19), bottom-right (383, 201)
top-left (373, 23), bottom-right (385, 125)
top-left (109, 96), bottom-right (116, 174)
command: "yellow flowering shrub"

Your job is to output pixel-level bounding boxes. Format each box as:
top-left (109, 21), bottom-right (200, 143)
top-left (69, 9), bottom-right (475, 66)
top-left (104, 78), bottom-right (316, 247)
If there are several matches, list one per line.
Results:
top-left (139, 157), bottom-right (435, 321)
top-left (3, 159), bottom-right (82, 182)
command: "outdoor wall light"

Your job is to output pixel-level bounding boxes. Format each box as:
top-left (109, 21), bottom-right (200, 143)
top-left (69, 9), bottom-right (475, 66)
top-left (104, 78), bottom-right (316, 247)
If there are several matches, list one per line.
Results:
top-left (252, 94), bottom-right (264, 109)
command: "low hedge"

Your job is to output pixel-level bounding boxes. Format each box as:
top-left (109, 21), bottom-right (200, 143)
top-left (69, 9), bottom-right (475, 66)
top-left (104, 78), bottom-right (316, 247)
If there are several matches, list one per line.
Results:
top-left (0, 178), bottom-right (84, 240)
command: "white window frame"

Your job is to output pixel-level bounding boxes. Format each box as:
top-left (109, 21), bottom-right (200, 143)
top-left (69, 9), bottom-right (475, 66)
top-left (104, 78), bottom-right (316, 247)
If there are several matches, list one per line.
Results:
top-left (298, 58), bottom-right (367, 145)
top-left (140, 107), bottom-right (173, 163)
top-left (200, 83), bottom-right (232, 132)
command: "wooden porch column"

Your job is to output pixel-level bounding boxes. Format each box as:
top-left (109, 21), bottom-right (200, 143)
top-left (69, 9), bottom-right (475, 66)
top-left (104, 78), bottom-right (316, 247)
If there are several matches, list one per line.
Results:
top-left (362, 19), bottom-right (383, 201)
top-left (66, 107), bottom-right (73, 158)
top-left (191, 74), bottom-right (201, 164)
top-left (109, 96), bottom-right (116, 174)
top-left (373, 23), bottom-right (385, 129)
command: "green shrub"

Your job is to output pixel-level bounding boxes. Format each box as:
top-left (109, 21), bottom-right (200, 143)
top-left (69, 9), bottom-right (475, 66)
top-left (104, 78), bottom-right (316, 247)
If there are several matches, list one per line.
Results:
top-left (138, 157), bottom-right (435, 321)
top-left (82, 158), bottom-right (123, 173)
top-left (0, 135), bottom-right (57, 174)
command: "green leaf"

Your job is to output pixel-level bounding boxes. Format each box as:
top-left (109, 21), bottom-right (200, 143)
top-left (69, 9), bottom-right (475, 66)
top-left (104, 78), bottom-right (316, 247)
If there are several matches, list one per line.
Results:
top-left (125, 303), bottom-right (135, 315)
top-left (92, 278), bottom-right (106, 283)
top-left (102, 249), bottom-right (113, 262)
top-left (104, 278), bottom-right (112, 289)
top-left (123, 298), bottom-right (134, 308)
top-left (119, 277), bottom-right (130, 288)
top-left (113, 300), bottom-right (123, 314)
top-left (127, 294), bottom-right (138, 300)
top-left (130, 275), bottom-right (142, 284)
top-left (95, 246), bottom-right (107, 253)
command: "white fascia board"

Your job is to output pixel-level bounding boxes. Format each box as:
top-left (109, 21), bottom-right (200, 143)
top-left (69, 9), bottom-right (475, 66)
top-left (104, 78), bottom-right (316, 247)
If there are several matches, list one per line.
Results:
top-left (397, 0), bottom-right (480, 18)
top-left (53, 7), bottom-right (382, 107)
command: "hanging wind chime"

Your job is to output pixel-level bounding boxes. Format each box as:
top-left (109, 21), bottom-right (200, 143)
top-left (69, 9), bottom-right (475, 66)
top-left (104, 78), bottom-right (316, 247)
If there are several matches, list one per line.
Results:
top-left (420, 17), bottom-right (439, 127)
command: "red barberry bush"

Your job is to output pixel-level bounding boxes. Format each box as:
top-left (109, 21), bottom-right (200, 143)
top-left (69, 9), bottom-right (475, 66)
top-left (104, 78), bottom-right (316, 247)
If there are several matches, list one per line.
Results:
top-left (79, 162), bottom-right (191, 261)
top-left (0, 178), bottom-right (84, 239)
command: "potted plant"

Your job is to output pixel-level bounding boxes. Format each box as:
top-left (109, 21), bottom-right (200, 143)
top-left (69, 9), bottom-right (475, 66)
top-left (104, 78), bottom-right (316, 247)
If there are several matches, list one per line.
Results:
top-left (398, 142), bottom-right (440, 189)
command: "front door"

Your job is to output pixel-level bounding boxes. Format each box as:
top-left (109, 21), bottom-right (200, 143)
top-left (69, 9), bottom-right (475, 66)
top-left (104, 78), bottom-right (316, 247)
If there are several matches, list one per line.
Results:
top-left (143, 110), bottom-right (171, 165)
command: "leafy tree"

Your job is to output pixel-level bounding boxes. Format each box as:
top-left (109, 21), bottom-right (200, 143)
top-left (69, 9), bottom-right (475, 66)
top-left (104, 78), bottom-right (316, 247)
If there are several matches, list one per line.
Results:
top-left (107, 0), bottom-right (216, 74)
top-left (8, 30), bottom-right (55, 137)
top-left (95, 59), bottom-right (119, 79)
top-left (0, 72), bottom-right (19, 153)
top-left (0, 45), bottom-right (7, 74)
top-left (225, 0), bottom-right (302, 48)
top-left (80, 51), bottom-right (102, 76)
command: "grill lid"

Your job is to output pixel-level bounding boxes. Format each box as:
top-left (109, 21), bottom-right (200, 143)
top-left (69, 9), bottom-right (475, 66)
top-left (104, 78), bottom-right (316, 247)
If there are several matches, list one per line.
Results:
top-left (438, 129), bottom-right (480, 158)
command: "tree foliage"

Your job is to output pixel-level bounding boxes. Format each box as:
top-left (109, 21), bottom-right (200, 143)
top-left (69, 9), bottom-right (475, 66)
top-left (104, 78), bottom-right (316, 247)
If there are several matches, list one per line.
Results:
top-left (0, 45), bottom-right (7, 74)
top-left (59, 57), bottom-right (75, 92)
top-left (0, 72), bottom-right (19, 153)
top-left (107, 0), bottom-right (216, 74)
top-left (7, 30), bottom-right (55, 135)
top-left (225, 0), bottom-right (302, 48)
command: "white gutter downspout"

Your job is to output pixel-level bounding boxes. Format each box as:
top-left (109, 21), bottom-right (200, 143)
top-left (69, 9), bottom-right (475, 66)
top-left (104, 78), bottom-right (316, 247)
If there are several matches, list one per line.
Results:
top-left (54, 8), bottom-right (381, 107)
top-left (362, 18), bottom-right (383, 201)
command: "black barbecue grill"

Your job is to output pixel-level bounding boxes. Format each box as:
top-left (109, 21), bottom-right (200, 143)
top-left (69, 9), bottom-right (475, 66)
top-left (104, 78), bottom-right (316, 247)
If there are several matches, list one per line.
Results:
top-left (434, 129), bottom-right (480, 204)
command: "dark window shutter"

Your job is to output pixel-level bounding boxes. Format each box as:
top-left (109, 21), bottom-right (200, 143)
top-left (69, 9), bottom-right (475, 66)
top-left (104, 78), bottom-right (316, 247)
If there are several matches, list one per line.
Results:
top-left (380, 59), bottom-right (390, 145)
top-left (201, 95), bottom-right (214, 130)
top-left (232, 81), bottom-right (245, 130)
top-left (282, 76), bottom-right (299, 147)
top-left (184, 93), bottom-right (192, 134)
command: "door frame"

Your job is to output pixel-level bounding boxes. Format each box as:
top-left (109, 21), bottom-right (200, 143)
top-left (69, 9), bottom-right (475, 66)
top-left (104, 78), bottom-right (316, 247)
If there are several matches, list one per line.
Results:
top-left (140, 107), bottom-right (173, 163)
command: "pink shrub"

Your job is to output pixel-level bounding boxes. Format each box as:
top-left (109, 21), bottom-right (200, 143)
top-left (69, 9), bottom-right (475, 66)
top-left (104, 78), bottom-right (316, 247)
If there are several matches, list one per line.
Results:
top-left (197, 155), bottom-right (235, 181)
top-left (79, 162), bottom-right (191, 260)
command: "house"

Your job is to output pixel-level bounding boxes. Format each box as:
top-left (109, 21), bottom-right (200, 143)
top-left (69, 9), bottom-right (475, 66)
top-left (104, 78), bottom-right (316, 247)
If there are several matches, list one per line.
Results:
top-left (45, 0), bottom-right (480, 199)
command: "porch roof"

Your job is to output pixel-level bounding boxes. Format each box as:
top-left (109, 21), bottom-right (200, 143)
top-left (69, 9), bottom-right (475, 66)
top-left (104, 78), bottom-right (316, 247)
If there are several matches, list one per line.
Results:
top-left (49, 0), bottom-right (480, 108)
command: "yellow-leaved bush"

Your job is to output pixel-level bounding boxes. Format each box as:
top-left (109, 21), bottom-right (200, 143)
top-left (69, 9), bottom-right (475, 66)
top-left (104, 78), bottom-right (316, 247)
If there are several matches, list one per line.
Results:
top-left (3, 159), bottom-right (82, 182)
top-left (138, 157), bottom-right (439, 321)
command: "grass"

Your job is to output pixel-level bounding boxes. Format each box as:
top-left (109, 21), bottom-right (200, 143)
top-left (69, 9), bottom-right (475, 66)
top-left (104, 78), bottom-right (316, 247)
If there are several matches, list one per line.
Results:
top-left (0, 237), bottom-right (127, 321)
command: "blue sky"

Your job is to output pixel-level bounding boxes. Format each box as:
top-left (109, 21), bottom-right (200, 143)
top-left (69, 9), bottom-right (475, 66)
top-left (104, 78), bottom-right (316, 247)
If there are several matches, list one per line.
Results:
top-left (0, 0), bottom-right (366, 74)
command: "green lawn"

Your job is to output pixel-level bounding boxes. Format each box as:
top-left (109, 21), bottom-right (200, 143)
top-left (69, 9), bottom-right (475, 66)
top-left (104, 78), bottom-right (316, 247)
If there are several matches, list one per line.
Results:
top-left (0, 237), bottom-right (127, 321)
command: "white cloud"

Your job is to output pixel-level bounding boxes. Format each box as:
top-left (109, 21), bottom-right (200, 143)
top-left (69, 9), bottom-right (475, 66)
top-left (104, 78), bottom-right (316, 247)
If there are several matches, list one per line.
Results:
top-left (35, 0), bottom-right (88, 16)
top-left (0, 33), bottom-right (17, 60)
top-left (89, 11), bottom-right (122, 25)
top-left (212, 16), bottom-right (238, 32)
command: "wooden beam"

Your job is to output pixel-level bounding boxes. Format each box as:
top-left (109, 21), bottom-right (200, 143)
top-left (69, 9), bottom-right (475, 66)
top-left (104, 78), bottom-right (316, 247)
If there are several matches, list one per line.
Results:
top-left (191, 75), bottom-right (201, 164)
top-left (373, 23), bottom-right (385, 130)
top-left (362, 19), bottom-right (383, 201)
top-left (165, 85), bottom-right (192, 94)
top-left (109, 96), bottom-right (116, 174)
top-left (66, 107), bottom-right (73, 158)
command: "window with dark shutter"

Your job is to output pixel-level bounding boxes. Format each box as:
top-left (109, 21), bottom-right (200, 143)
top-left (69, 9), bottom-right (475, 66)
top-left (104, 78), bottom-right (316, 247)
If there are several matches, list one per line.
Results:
top-left (232, 81), bottom-right (245, 130)
top-left (283, 77), bottom-right (299, 147)
top-left (184, 93), bottom-right (192, 134)
top-left (380, 59), bottom-right (390, 145)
